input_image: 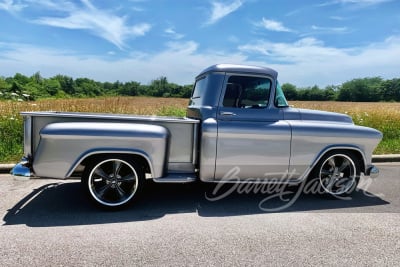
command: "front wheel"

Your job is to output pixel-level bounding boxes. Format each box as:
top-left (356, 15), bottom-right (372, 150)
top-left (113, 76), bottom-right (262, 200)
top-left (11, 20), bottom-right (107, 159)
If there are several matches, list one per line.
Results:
top-left (82, 156), bottom-right (144, 209)
top-left (312, 151), bottom-right (361, 197)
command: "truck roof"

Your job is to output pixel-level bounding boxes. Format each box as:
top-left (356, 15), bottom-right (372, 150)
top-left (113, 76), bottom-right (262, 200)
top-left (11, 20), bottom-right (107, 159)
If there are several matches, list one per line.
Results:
top-left (197, 64), bottom-right (278, 80)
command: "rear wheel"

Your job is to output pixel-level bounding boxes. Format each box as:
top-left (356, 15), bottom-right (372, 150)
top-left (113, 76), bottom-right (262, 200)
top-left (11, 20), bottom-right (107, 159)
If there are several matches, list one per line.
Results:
top-left (82, 156), bottom-right (144, 209)
top-left (312, 151), bottom-right (361, 197)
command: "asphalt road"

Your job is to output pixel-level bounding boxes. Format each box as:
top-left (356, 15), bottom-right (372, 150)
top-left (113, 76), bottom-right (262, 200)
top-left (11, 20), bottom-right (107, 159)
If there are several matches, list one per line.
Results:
top-left (1, 163), bottom-right (399, 266)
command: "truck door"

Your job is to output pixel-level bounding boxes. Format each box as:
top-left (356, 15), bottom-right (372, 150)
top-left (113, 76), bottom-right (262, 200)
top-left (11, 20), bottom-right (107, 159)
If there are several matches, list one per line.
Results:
top-left (215, 74), bottom-right (291, 181)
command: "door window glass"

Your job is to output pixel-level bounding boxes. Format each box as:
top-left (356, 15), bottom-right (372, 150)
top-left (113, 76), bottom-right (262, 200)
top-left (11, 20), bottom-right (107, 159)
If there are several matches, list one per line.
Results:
top-left (222, 76), bottom-right (271, 109)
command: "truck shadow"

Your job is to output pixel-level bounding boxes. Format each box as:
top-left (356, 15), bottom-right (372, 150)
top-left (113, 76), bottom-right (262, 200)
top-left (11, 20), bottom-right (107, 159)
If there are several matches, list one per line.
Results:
top-left (2, 180), bottom-right (390, 227)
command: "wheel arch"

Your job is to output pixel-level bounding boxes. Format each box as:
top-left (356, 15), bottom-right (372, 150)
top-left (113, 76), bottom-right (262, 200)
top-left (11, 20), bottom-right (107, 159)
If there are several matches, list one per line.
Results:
top-left (66, 149), bottom-right (154, 178)
top-left (309, 146), bottom-right (367, 176)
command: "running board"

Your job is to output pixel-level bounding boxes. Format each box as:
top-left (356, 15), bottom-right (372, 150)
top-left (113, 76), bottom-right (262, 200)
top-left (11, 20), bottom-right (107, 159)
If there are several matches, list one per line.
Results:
top-left (153, 173), bottom-right (197, 183)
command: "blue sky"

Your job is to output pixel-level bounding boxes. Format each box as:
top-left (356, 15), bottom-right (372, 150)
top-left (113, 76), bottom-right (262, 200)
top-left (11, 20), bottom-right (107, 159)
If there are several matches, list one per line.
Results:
top-left (0, 0), bottom-right (399, 86)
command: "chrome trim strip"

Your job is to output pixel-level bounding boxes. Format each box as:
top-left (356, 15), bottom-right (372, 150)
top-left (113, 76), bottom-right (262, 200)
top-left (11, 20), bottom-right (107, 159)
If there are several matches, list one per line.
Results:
top-left (153, 173), bottom-right (197, 183)
top-left (23, 116), bottom-right (32, 157)
top-left (207, 179), bottom-right (301, 185)
top-left (192, 123), bottom-right (199, 165)
top-left (20, 111), bottom-right (199, 124)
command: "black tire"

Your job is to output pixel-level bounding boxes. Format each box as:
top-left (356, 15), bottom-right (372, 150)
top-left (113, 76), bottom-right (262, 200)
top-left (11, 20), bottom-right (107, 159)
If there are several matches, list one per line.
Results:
top-left (310, 150), bottom-right (361, 198)
top-left (82, 155), bottom-right (145, 210)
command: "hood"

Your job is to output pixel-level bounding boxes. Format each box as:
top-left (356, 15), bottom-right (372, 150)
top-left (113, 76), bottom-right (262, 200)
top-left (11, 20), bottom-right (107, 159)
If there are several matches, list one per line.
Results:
top-left (285, 108), bottom-right (353, 124)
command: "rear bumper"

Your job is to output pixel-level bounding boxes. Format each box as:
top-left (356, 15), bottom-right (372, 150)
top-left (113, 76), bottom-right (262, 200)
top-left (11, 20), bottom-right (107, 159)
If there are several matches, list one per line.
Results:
top-left (10, 157), bottom-right (33, 179)
top-left (365, 165), bottom-right (379, 179)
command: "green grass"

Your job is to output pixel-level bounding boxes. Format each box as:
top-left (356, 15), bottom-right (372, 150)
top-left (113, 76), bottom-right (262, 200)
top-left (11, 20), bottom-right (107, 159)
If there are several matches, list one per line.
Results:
top-left (157, 106), bottom-right (186, 117)
top-left (351, 112), bottom-right (400, 154)
top-left (0, 116), bottom-right (24, 163)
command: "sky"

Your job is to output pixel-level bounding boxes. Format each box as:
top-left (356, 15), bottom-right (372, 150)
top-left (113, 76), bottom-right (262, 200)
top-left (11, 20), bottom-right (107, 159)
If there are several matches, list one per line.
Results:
top-left (0, 0), bottom-right (399, 87)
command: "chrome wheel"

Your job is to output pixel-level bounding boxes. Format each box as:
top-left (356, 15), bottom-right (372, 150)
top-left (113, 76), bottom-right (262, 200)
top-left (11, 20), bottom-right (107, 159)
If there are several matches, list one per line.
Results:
top-left (86, 158), bottom-right (140, 207)
top-left (318, 153), bottom-right (358, 195)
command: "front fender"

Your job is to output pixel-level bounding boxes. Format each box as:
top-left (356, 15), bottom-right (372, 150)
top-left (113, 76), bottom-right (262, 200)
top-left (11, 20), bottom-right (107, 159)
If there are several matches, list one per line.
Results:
top-left (288, 121), bottom-right (382, 181)
top-left (32, 122), bottom-right (169, 179)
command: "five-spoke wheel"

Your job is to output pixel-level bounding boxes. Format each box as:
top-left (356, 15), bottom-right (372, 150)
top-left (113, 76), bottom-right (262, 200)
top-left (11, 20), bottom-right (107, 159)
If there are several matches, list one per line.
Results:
top-left (314, 151), bottom-right (360, 196)
top-left (82, 156), bottom-right (144, 209)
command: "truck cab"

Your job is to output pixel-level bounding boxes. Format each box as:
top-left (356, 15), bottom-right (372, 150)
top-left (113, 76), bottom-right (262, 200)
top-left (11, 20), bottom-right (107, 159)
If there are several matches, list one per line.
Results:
top-left (187, 64), bottom-right (292, 181)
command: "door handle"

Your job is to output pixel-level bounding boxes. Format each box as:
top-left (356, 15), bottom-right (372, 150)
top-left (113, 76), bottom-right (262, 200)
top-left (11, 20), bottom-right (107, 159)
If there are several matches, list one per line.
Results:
top-left (220, 111), bottom-right (237, 116)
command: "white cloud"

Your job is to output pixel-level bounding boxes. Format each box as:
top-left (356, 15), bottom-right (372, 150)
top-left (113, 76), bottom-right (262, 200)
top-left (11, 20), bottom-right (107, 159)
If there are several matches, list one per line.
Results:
top-left (256, 18), bottom-right (293, 32)
top-left (24, 0), bottom-right (151, 49)
top-left (238, 36), bottom-right (400, 86)
top-left (339, 0), bottom-right (391, 4)
top-left (319, 0), bottom-right (392, 6)
top-left (239, 38), bottom-right (343, 63)
top-left (0, 0), bottom-right (26, 13)
top-left (206, 0), bottom-right (243, 25)
top-left (164, 27), bottom-right (185, 40)
top-left (308, 25), bottom-right (350, 34)
top-left (165, 41), bottom-right (198, 54)
top-left (130, 23), bottom-right (151, 36)
top-left (329, 16), bottom-right (347, 21)
top-left (26, 0), bottom-right (75, 11)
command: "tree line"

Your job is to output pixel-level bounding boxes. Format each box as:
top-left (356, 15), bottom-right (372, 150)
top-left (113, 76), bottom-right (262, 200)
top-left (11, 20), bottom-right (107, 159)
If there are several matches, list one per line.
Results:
top-left (1, 72), bottom-right (399, 102)
top-left (282, 77), bottom-right (400, 102)
top-left (0, 72), bottom-right (192, 100)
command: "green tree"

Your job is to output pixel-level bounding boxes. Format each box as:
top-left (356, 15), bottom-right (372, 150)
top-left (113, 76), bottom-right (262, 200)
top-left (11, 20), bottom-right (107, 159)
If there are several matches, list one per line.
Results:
top-left (44, 78), bottom-right (62, 96)
top-left (324, 85), bottom-right (338, 101)
top-left (338, 77), bottom-right (383, 102)
top-left (13, 73), bottom-right (30, 85)
top-left (74, 78), bottom-right (103, 97)
top-left (119, 81), bottom-right (140, 96)
top-left (31, 72), bottom-right (43, 84)
top-left (380, 79), bottom-right (400, 101)
top-left (149, 76), bottom-right (168, 97)
top-left (55, 75), bottom-right (75, 95)
top-left (0, 77), bottom-right (9, 92)
top-left (281, 83), bottom-right (297, 100)
top-left (308, 85), bottom-right (325, 101)
top-left (181, 84), bottom-right (193, 98)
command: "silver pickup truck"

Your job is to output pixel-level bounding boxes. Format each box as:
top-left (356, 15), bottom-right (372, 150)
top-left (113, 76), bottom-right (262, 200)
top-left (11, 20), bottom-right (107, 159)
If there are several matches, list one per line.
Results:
top-left (12, 64), bottom-right (382, 209)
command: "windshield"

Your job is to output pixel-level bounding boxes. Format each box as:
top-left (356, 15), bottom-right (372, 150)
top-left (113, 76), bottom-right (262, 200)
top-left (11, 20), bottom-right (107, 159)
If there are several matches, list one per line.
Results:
top-left (274, 81), bottom-right (289, 108)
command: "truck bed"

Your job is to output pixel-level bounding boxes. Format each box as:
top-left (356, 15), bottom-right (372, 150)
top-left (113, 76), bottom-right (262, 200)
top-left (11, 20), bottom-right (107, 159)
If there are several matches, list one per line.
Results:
top-left (22, 112), bottom-right (199, 174)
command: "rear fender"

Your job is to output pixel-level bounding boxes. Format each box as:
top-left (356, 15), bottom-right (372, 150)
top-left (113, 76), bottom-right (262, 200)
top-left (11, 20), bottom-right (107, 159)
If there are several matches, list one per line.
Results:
top-left (32, 122), bottom-right (169, 179)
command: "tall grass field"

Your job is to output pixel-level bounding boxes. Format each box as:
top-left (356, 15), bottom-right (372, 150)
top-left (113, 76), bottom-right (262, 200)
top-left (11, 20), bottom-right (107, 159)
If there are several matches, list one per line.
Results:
top-left (1, 97), bottom-right (399, 163)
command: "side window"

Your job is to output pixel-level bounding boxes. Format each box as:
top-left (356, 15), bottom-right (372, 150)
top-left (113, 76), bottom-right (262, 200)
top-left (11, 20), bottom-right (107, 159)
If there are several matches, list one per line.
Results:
top-left (191, 76), bottom-right (206, 99)
top-left (275, 81), bottom-right (289, 108)
top-left (222, 75), bottom-right (271, 109)
top-left (189, 76), bottom-right (207, 106)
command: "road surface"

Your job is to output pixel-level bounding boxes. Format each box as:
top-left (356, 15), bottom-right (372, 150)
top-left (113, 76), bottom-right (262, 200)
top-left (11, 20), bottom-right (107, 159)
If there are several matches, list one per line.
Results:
top-left (1, 163), bottom-right (399, 266)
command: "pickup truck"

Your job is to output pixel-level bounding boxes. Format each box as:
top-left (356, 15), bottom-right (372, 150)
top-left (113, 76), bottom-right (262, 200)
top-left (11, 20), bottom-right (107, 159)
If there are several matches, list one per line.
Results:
top-left (12, 64), bottom-right (382, 209)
